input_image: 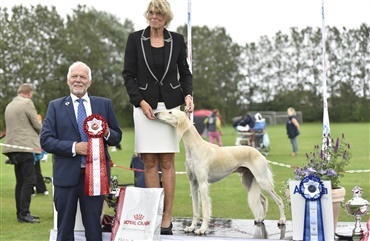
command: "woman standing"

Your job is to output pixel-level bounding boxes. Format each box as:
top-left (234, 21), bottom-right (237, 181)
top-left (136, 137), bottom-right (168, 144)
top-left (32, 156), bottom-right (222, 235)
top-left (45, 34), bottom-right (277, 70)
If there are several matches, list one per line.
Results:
top-left (286, 107), bottom-right (300, 156)
top-left (204, 109), bottom-right (223, 146)
top-left (122, 0), bottom-right (193, 235)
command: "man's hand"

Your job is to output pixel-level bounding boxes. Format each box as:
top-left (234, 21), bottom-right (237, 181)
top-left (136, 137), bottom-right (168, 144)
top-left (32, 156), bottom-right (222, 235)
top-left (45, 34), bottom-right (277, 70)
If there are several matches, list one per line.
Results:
top-left (75, 142), bottom-right (88, 155)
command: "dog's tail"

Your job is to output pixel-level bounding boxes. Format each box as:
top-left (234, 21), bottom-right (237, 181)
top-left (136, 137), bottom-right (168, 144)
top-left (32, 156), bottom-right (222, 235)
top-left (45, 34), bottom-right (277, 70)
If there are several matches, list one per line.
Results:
top-left (248, 177), bottom-right (268, 221)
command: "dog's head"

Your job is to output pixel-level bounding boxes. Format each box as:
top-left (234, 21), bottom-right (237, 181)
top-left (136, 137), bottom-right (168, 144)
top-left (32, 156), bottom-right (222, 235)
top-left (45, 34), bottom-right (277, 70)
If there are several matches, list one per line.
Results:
top-left (154, 109), bottom-right (192, 138)
top-left (154, 109), bottom-right (189, 126)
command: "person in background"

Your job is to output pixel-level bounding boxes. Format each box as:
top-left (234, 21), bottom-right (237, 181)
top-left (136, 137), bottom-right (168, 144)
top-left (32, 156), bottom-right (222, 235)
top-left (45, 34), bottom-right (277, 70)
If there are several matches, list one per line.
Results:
top-left (122, 0), bottom-right (193, 235)
top-left (33, 114), bottom-right (49, 196)
top-left (110, 143), bottom-right (122, 152)
top-left (253, 113), bottom-right (267, 148)
top-left (253, 113), bottom-right (266, 133)
top-left (2, 83), bottom-right (41, 223)
top-left (32, 152), bottom-right (49, 196)
top-left (40, 61), bottom-right (122, 241)
top-left (204, 109), bottom-right (223, 146)
top-left (235, 113), bottom-right (255, 145)
top-left (286, 107), bottom-right (300, 156)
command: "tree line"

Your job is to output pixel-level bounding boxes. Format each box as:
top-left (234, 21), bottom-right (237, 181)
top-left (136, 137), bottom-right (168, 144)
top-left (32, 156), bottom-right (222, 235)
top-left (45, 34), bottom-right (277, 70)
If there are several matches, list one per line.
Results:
top-left (1, 4), bottom-right (368, 129)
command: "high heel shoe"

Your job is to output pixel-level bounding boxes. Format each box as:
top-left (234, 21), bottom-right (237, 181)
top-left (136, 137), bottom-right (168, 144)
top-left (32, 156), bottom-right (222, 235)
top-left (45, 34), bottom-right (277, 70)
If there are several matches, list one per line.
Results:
top-left (160, 222), bottom-right (173, 235)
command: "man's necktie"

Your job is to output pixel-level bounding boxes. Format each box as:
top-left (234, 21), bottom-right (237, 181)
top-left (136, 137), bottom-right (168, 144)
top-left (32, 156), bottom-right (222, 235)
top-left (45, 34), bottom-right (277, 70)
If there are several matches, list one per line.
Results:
top-left (77, 99), bottom-right (88, 164)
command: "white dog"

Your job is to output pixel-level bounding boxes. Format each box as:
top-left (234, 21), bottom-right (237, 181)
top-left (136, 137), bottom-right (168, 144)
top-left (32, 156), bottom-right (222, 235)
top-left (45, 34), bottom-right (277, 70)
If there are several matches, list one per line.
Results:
top-left (154, 109), bottom-right (286, 235)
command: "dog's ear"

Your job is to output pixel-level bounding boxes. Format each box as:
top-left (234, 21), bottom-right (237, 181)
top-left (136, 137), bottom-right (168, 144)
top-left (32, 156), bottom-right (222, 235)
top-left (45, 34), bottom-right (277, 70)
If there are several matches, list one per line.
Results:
top-left (176, 112), bottom-right (191, 139)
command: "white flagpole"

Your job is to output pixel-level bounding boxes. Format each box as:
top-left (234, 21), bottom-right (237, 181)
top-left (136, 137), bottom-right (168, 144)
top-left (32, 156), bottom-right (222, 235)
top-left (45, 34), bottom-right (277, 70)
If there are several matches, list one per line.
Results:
top-left (321, 0), bottom-right (330, 139)
top-left (187, 0), bottom-right (194, 121)
top-left (187, 0), bottom-right (192, 74)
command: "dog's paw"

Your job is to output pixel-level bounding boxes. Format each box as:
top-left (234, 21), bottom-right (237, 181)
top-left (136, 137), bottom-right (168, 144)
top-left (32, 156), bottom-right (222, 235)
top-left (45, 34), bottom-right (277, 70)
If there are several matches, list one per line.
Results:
top-left (184, 225), bottom-right (195, 233)
top-left (194, 228), bottom-right (206, 235)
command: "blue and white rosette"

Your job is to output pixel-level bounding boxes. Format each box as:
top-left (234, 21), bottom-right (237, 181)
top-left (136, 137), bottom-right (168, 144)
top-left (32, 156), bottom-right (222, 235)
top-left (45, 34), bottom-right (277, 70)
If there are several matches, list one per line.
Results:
top-left (299, 175), bottom-right (325, 241)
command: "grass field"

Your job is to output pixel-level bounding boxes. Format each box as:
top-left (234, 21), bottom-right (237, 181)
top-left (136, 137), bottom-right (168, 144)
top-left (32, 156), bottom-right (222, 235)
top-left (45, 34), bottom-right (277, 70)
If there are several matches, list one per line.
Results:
top-left (0, 122), bottom-right (369, 240)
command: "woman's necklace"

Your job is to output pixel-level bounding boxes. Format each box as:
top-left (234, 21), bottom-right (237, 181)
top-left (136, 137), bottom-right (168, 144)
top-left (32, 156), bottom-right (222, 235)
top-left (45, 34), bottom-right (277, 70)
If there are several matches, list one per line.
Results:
top-left (150, 37), bottom-right (164, 47)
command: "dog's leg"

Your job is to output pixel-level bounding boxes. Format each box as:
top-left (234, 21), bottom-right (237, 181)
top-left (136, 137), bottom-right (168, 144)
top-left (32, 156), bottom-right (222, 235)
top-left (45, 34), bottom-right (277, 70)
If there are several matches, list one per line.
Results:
top-left (260, 193), bottom-right (268, 215)
top-left (247, 177), bottom-right (267, 223)
top-left (260, 185), bottom-right (286, 226)
top-left (253, 170), bottom-right (286, 225)
top-left (241, 170), bottom-right (266, 223)
top-left (184, 179), bottom-right (200, 233)
top-left (195, 181), bottom-right (211, 235)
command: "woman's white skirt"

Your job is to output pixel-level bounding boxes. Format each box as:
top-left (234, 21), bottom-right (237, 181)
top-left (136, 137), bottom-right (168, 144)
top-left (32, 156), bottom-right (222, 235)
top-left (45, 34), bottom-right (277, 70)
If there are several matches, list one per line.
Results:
top-left (133, 102), bottom-right (180, 153)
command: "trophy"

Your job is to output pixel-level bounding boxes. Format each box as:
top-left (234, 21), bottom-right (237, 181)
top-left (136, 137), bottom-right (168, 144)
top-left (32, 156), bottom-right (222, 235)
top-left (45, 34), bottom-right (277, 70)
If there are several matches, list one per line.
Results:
top-left (105, 175), bottom-right (120, 209)
top-left (345, 186), bottom-right (369, 240)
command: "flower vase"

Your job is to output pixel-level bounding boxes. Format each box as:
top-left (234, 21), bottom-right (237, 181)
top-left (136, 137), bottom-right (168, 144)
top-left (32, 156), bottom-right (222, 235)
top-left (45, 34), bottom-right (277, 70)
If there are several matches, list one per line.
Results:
top-left (332, 186), bottom-right (346, 232)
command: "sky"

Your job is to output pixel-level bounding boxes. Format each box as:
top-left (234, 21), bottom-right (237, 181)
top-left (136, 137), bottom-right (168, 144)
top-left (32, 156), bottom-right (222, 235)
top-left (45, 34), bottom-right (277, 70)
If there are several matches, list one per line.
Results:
top-left (1, 0), bottom-right (369, 45)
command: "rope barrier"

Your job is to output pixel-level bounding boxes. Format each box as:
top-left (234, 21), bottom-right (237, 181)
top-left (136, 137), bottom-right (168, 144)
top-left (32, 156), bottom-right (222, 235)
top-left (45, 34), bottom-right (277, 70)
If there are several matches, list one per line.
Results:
top-left (113, 164), bottom-right (187, 175)
top-left (0, 143), bottom-right (40, 151)
top-left (268, 160), bottom-right (370, 173)
top-left (343, 169), bottom-right (370, 173)
top-left (1, 142), bottom-right (368, 174)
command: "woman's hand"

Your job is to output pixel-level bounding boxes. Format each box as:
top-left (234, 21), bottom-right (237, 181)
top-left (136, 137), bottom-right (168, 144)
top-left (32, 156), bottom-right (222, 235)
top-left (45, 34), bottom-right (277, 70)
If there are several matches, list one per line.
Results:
top-left (185, 95), bottom-right (194, 113)
top-left (140, 100), bottom-right (155, 120)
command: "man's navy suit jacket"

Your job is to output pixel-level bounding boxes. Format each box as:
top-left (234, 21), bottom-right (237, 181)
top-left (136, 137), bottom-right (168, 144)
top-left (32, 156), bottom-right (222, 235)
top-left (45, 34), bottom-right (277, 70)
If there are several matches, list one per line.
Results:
top-left (40, 95), bottom-right (122, 187)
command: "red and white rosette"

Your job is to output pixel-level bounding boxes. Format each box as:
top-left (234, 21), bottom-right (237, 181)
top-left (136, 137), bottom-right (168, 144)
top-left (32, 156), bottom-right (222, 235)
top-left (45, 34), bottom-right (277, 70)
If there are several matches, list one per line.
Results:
top-left (83, 114), bottom-right (109, 196)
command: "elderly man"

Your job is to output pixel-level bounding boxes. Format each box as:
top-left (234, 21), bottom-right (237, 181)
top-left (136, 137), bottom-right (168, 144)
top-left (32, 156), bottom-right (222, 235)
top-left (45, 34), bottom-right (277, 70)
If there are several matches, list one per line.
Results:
top-left (40, 61), bottom-right (122, 241)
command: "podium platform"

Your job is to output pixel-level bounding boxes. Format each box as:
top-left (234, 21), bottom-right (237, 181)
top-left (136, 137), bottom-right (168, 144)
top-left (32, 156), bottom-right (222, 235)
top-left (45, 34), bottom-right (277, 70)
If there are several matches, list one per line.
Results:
top-left (49, 217), bottom-right (368, 241)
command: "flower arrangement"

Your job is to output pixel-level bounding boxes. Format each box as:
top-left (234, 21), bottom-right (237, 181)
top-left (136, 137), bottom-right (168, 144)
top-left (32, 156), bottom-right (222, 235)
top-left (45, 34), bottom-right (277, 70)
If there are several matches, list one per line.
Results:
top-left (293, 133), bottom-right (352, 189)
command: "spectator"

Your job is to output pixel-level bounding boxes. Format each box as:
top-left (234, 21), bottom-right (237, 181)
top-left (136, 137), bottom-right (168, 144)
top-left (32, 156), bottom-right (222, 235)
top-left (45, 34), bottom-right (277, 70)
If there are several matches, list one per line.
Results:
top-left (33, 114), bottom-right (48, 196)
top-left (2, 83), bottom-right (41, 223)
top-left (32, 152), bottom-right (49, 196)
top-left (286, 107), bottom-right (300, 156)
top-left (204, 109), bottom-right (223, 146)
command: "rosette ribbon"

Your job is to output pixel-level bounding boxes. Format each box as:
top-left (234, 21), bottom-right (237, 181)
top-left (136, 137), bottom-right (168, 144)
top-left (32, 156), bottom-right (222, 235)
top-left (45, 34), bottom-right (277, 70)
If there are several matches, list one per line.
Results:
top-left (83, 114), bottom-right (109, 196)
top-left (299, 175), bottom-right (325, 241)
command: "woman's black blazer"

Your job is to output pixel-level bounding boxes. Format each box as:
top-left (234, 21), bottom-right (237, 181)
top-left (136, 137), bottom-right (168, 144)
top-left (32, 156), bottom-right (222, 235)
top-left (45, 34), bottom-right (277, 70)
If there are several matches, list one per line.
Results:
top-left (122, 26), bottom-right (193, 109)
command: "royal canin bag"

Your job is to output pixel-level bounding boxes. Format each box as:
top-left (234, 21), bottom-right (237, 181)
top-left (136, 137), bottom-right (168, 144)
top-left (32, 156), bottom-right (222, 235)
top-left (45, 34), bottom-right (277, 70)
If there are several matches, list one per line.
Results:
top-left (110, 187), bottom-right (164, 241)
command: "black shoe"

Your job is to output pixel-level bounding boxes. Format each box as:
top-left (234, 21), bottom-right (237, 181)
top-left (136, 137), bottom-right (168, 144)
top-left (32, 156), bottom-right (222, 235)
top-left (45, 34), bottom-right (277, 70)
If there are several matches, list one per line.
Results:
top-left (18, 214), bottom-right (40, 223)
top-left (5, 158), bottom-right (14, 164)
top-left (161, 222), bottom-right (173, 235)
top-left (18, 214), bottom-right (39, 219)
top-left (18, 214), bottom-right (40, 219)
top-left (30, 214), bottom-right (39, 219)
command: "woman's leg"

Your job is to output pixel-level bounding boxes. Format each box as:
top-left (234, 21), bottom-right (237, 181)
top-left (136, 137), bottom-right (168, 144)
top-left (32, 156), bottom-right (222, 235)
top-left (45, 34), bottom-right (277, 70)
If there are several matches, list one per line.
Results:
top-left (216, 132), bottom-right (223, 146)
top-left (290, 137), bottom-right (298, 155)
top-left (208, 132), bottom-right (215, 144)
top-left (142, 153), bottom-right (161, 188)
top-left (159, 153), bottom-right (175, 228)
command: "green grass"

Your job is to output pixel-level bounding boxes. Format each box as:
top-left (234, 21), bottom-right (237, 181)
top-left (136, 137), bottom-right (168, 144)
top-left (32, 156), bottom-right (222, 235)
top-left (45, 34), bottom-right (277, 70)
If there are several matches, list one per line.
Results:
top-left (1, 123), bottom-right (369, 240)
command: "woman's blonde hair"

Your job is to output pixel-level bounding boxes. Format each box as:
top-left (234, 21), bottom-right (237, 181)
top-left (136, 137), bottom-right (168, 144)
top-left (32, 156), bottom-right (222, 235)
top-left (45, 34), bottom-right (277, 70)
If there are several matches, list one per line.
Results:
top-left (144, 0), bottom-right (174, 28)
top-left (287, 107), bottom-right (296, 116)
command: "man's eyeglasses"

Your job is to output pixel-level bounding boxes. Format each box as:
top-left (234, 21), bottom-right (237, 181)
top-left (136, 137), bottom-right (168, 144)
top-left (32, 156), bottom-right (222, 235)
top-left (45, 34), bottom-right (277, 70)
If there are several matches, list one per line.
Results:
top-left (147, 10), bottom-right (163, 17)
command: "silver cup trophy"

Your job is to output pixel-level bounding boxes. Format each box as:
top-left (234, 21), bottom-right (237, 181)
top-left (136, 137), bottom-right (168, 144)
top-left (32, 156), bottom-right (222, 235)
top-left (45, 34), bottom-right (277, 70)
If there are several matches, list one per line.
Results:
top-left (105, 175), bottom-right (120, 209)
top-left (345, 186), bottom-right (369, 239)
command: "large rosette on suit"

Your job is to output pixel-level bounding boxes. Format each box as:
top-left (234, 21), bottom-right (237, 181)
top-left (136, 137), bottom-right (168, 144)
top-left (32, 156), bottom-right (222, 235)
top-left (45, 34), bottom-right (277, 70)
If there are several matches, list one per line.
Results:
top-left (83, 114), bottom-right (109, 196)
